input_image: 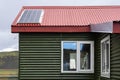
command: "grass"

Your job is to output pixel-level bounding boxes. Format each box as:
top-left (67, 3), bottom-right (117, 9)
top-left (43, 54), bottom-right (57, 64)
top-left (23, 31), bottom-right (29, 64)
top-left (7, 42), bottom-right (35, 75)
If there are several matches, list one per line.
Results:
top-left (0, 69), bottom-right (18, 75)
top-left (0, 51), bottom-right (18, 75)
top-left (0, 51), bottom-right (18, 58)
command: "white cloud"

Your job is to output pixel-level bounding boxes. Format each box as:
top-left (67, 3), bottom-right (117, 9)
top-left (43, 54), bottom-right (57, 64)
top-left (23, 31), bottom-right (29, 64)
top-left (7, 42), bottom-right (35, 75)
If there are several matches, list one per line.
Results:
top-left (0, 44), bottom-right (18, 52)
top-left (0, 48), bottom-right (17, 52)
top-left (0, 31), bottom-right (18, 50)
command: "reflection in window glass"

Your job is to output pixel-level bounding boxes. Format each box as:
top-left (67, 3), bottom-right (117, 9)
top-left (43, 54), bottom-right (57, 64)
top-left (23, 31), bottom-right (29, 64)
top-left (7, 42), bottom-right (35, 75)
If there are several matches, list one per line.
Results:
top-left (102, 42), bottom-right (105, 72)
top-left (80, 44), bottom-right (90, 70)
top-left (106, 41), bottom-right (110, 72)
top-left (63, 42), bottom-right (77, 71)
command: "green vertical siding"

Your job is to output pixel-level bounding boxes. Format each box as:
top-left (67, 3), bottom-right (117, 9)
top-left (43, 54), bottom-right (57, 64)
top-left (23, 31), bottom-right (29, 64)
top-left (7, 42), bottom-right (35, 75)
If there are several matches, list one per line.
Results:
top-left (19, 33), bottom-right (95, 80)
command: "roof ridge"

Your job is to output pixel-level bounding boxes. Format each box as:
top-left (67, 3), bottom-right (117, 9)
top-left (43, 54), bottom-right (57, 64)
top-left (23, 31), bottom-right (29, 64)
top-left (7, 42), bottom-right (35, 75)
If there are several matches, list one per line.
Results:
top-left (23, 6), bottom-right (120, 9)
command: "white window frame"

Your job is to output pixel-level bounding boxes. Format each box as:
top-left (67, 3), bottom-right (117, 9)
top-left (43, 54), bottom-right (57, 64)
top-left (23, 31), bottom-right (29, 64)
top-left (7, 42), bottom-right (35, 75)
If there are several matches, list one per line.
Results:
top-left (61, 41), bottom-right (94, 73)
top-left (101, 35), bottom-right (110, 78)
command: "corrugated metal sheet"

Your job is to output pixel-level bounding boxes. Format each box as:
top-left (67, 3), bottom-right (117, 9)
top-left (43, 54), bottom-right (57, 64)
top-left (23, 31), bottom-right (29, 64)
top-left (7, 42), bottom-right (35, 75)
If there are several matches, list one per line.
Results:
top-left (19, 33), bottom-right (95, 80)
top-left (14, 6), bottom-right (120, 26)
top-left (12, 6), bottom-right (120, 33)
top-left (42, 8), bottom-right (120, 26)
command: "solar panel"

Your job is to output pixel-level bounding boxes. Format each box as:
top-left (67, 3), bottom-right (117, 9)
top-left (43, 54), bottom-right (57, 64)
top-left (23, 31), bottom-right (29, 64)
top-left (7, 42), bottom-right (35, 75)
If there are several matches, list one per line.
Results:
top-left (18, 9), bottom-right (43, 23)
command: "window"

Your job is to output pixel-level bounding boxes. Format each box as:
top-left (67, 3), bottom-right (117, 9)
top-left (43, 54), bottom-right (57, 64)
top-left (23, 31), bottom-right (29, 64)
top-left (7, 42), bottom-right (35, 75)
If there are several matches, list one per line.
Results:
top-left (101, 35), bottom-right (110, 78)
top-left (61, 41), bottom-right (94, 73)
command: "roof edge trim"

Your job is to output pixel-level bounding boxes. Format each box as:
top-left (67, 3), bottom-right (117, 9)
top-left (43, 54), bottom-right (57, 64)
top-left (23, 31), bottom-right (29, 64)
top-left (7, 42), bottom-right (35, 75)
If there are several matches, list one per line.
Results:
top-left (22, 6), bottom-right (120, 9)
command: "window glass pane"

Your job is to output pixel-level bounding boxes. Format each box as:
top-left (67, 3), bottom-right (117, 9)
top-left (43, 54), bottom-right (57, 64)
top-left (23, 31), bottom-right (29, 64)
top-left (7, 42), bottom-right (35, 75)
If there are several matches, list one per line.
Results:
top-left (102, 42), bottom-right (105, 72)
top-left (63, 42), bottom-right (77, 71)
top-left (80, 43), bottom-right (90, 70)
top-left (106, 40), bottom-right (110, 72)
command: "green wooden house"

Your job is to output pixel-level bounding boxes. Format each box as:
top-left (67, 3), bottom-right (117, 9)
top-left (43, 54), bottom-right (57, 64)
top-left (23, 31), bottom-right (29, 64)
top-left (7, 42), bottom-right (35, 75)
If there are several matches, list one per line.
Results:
top-left (11, 6), bottom-right (120, 80)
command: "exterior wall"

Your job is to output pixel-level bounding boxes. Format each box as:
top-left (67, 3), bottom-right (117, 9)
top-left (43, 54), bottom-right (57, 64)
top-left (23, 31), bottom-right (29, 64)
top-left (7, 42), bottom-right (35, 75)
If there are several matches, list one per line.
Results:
top-left (95, 33), bottom-right (109, 80)
top-left (19, 33), bottom-right (95, 80)
top-left (111, 34), bottom-right (120, 79)
top-left (95, 33), bottom-right (120, 80)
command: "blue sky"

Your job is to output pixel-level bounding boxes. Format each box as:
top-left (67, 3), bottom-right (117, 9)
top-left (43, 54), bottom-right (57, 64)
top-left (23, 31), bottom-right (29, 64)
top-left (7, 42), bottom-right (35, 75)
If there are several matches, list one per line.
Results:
top-left (63, 42), bottom-right (84, 50)
top-left (0, 0), bottom-right (120, 52)
top-left (63, 42), bottom-right (77, 50)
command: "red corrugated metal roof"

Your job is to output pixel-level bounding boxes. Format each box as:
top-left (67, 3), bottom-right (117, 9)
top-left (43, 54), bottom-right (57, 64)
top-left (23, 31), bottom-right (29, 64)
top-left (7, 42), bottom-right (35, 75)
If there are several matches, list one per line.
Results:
top-left (12, 6), bottom-right (120, 33)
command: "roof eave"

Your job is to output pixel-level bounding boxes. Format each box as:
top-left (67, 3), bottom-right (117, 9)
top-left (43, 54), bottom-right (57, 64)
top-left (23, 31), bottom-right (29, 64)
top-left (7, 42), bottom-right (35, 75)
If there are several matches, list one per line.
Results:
top-left (11, 25), bottom-right (90, 33)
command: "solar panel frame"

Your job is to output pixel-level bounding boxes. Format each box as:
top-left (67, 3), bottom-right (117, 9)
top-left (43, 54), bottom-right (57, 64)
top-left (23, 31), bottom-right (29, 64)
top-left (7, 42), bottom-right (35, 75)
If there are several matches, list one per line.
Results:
top-left (18, 9), bottom-right (44, 23)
